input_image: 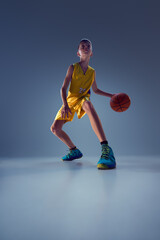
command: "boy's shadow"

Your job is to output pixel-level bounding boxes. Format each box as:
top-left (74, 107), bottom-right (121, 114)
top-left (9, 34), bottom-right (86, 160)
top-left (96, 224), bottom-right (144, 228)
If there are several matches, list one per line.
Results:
top-left (62, 159), bottom-right (96, 171)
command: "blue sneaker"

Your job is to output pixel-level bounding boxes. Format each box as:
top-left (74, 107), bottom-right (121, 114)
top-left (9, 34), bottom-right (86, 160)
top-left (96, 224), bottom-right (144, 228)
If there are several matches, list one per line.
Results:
top-left (62, 148), bottom-right (83, 161)
top-left (97, 144), bottom-right (116, 169)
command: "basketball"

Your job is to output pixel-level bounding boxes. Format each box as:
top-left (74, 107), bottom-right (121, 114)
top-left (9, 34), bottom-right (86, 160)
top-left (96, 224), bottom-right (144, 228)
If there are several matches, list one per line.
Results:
top-left (110, 93), bottom-right (131, 112)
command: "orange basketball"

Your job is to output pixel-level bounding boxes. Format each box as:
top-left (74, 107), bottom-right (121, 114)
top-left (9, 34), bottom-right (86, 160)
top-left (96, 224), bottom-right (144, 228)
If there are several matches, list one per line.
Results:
top-left (110, 93), bottom-right (131, 112)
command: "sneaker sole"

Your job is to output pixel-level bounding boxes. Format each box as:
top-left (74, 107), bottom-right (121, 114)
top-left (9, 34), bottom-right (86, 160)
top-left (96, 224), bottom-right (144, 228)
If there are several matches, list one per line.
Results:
top-left (97, 163), bottom-right (116, 170)
top-left (61, 155), bottom-right (83, 161)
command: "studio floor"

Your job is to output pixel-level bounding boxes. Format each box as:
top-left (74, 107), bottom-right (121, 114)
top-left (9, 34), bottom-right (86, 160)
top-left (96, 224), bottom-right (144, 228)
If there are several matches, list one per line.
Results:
top-left (0, 155), bottom-right (160, 240)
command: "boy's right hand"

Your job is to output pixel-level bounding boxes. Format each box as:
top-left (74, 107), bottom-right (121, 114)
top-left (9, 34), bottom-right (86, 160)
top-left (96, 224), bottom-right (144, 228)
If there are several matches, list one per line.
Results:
top-left (61, 104), bottom-right (72, 119)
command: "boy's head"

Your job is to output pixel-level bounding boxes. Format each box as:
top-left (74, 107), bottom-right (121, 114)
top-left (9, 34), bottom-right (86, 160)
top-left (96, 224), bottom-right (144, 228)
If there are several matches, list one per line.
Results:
top-left (77, 38), bottom-right (93, 58)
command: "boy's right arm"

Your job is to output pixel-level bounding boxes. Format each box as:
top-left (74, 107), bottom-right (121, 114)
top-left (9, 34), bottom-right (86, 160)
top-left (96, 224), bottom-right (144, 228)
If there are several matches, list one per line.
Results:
top-left (61, 64), bottom-right (74, 106)
top-left (60, 65), bottom-right (74, 118)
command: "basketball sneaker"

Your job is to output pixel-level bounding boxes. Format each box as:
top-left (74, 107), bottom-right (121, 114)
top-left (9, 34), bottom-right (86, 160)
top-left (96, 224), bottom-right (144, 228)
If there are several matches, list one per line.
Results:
top-left (61, 148), bottom-right (83, 161)
top-left (97, 144), bottom-right (116, 169)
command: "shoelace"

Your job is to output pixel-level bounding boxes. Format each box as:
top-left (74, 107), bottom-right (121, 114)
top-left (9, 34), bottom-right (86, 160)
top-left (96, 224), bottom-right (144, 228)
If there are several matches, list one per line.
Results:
top-left (101, 145), bottom-right (110, 159)
top-left (66, 149), bottom-right (77, 157)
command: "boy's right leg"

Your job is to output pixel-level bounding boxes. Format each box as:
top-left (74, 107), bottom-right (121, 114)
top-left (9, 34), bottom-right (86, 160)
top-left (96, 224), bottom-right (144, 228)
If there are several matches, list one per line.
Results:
top-left (50, 120), bottom-right (76, 149)
top-left (50, 120), bottom-right (83, 161)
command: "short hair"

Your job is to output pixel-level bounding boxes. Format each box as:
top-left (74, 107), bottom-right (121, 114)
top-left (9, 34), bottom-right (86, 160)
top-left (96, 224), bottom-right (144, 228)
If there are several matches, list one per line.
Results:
top-left (78, 38), bottom-right (92, 50)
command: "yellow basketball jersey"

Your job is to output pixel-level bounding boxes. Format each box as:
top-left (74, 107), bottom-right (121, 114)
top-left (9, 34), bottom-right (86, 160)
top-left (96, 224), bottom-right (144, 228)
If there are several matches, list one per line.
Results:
top-left (67, 62), bottom-right (95, 99)
top-left (54, 62), bottom-right (95, 123)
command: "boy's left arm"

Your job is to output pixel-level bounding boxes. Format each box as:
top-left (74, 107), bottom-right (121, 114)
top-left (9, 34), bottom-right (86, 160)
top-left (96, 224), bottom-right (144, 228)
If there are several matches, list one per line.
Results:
top-left (92, 71), bottom-right (114, 98)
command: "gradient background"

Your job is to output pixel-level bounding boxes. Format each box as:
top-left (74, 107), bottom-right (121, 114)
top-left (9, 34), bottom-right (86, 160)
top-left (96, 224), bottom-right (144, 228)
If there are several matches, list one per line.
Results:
top-left (1, 0), bottom-right (160, 158)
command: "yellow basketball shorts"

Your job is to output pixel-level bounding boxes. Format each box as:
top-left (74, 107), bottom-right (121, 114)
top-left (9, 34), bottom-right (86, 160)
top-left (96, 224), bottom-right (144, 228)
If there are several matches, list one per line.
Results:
top-left (54, 95), bottom-right (90, 123)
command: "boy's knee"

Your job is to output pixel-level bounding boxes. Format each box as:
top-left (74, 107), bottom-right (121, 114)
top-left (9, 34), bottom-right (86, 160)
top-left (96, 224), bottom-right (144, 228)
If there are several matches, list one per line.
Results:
top-left (50, 125), bottom-right (54, 133)
top-left (50, 123), bottom-right (62, 135)
top-left (50, 125), bottom-right (58, 134)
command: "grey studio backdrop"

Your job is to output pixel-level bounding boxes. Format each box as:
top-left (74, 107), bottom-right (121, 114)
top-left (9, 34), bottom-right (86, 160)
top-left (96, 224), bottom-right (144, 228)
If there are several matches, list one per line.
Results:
top-left (0, 0), bottom-right (160, 158)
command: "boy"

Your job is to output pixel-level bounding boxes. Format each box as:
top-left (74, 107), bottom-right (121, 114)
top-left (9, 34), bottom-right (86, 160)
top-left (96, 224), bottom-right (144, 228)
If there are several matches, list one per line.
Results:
top-left (50, 38), bottom-right (116, 169)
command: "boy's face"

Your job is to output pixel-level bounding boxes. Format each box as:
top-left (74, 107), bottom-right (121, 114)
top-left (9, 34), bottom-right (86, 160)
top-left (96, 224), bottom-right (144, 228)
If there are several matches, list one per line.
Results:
top-left (77, 41), bottom-right (93, 58)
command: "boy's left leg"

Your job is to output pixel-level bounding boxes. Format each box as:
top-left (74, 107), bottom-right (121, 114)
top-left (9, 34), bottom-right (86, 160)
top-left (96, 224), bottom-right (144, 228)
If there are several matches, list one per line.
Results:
top-left (82, 100), bottom-right (116, 169)
top-left (82, 100), bottom-right (107, 142)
